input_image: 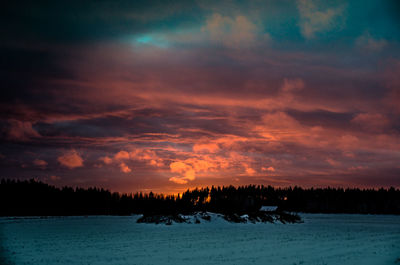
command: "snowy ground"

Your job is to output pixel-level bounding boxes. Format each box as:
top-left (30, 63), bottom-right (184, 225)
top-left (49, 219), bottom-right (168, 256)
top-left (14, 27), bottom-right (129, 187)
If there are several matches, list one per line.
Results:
top-left (1, 213), bottom-right (400, 265)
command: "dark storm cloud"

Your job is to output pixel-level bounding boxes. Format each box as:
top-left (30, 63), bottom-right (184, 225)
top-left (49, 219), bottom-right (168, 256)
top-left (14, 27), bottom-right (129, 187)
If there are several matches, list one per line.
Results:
top-left (1, 0), bottom-right (201, 44)
top-left (287, 109), bottom-right (355, 128)
top-left (31, 105), bottom-right (249, 142)
top-left (0, 47), bottom-right (73, 105)
top-left (0, 0), bottom-right (203, 121)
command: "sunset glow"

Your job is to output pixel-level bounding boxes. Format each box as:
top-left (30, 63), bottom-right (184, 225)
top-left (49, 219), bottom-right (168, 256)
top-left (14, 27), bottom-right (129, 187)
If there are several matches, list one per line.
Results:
top-left (1, 0), bottom-right (400, 194)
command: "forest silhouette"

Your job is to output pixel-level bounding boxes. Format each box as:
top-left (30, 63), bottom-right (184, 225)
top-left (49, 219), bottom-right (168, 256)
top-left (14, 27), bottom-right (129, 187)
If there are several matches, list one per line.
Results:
top-left (1, 179), bottom-right (399, 216)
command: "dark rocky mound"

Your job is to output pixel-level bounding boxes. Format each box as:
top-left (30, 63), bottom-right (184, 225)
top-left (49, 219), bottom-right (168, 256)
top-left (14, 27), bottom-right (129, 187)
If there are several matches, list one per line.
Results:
top-left (136, 211), bottom-right (302, 225)
top-left (137, 214), bottom-right (186, 225)
top-left (223, 211), bottom-right (301, 224)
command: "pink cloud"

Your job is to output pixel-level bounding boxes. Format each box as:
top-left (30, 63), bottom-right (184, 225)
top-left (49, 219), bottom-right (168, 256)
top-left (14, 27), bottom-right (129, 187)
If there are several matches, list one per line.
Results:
top-left (130, 149), bottom-right (159, 161)
top-left (244, 166), bottom-right (256, 176)
top-left (384, 60), bottom-right (400, 113)
top-left (262, 166), bottom-right (275, 172)
top-left (170, 161), bottom-right (195, 181)
top-left (297, 0), bottom-right (346, 39)
top-left (326, 158), bottom-right (341, 167)
top-left (33, 159), bottom-right (48, 169)
top-left (169, 176), bottom-right (188, 184)
top-left (184, 158), bottom-right (218, 173)
top-left (6, 120), bottom-right (40, 141)
top-left (149, 159), bottom-right (164, 167)
top-left (338, 135), bottom-right (359, 151)
top-left (351, 113), bottom-right (389, 132)
top-left (57, 150), bottom-right (84, 169)
top-left (193, 143), bottom-right (220, 153)
top-left (50, 175), bottom-right (61, 180)
top-left (281, 78), bottom-right (305, 92)
top-left (202, 13), bottom-right (261, 48)
top-left (356, 32), bottom-right (387, 51)
top-left (99, 156), bottom-right (113, 164)
top-left (119, 162), bottom-right (131, 173)
top-left (114, 150), bottom-right (130, 160)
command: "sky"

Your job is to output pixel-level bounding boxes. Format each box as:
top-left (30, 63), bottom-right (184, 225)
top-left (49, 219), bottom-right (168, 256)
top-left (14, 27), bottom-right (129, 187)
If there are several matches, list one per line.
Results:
top-left (1, 0), bottom-right (400, 194)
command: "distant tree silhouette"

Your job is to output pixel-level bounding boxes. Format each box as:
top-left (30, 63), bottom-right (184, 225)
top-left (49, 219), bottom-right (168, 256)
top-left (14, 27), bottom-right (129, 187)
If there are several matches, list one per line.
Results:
top-left (1, 179), bottom-right (399, 216)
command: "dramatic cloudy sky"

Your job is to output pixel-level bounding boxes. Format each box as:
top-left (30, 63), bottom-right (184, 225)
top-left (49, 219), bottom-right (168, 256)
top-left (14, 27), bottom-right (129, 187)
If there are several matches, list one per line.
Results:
top-left (1, 0), bottom-right (400, 193)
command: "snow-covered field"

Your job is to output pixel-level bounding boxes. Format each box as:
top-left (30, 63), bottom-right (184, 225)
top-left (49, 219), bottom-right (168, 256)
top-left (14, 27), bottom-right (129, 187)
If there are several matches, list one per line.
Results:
top-left (1, 213), bottom-right (400, 265)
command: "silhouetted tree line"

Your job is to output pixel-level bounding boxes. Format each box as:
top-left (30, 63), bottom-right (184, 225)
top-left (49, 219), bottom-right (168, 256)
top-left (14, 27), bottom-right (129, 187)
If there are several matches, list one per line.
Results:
top-left (1, 179), bottom-right (399, 216)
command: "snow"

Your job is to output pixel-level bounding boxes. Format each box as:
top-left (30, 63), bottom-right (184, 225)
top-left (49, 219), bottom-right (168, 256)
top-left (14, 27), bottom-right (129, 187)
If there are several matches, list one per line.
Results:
top-left (260, 206), bottom-right (278, 212)
top-left (1, 214), bottom-right (400, 265)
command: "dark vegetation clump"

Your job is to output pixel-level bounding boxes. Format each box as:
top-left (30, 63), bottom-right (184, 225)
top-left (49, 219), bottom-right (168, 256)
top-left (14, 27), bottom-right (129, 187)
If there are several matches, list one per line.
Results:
top-left (137, 214), bottom-right (186, 224)
top-left (248, 212), bottom-right (274, 223)
top-left (223, 213), bottom-right (247, 223)
top-left (277, 211), bottom-right (302, 224)
top-left (1, 179), bottom-right (399, 221)
top-left (201, 214), bottom-right (211, 221)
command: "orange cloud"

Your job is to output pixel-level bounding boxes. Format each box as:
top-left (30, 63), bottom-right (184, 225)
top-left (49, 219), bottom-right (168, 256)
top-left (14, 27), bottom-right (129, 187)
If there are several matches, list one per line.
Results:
top-left (149, 159), bottom-right (164, 167)
top-left (193, 143), bottom-right (220, 153)
top-left (129, 149), bottom-right (164, 166)
top-left (169, 176), bottom-right (188, 184)
top-left (6, 120), bottom-right (40, 141)
top-left (57, 150), bottom-right (84, 169)
top-left (339, 135), bottom-right (359, 151)
top-left (185, 157), bottom-right (218, 172)
top-left (326, 158), bottom-right (341, 167)
top-left (50, 175), bottom-right (61, 180)
top-left (281, 78), bottom-right (305, 92)
top-left (262, 166), bottom-right (275, 172)
top-left (170, 161), bottom-right (195, 180)
top-left (119, 162), bottom-right (131, 173)
top-left (384, 60), bottom-right (400, 113)
top-left (99, 156), bottom-right (113, 164)
top-left (245, 166), bottom-right (256, 175)
top-left (114, 150), bottom-right (130, 160)
top-left (351, 113), bottom-right (389, 131)
top-left (33, 159), bottom-right (48, 169)
top-left (169, 161), bottom-right (196, 184)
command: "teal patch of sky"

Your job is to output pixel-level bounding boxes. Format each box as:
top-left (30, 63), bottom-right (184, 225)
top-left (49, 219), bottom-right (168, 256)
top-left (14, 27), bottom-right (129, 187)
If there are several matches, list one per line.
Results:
top-left (123, 0), bottom-right (400, 53)
top-left (268, 0), bottom-right (397, 54)
top-left (126, 10), bottom-right (206, 48)
top-left (134, 34), bottom-right (170, 48)
top-left (342, 1), bottom-right (399, 40)
top-left (260, 2), bottom-right (303, 42)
